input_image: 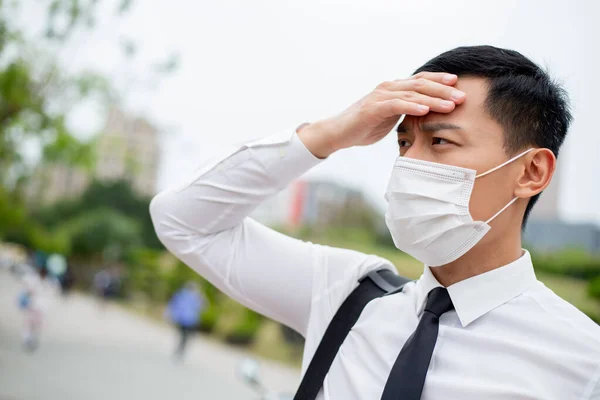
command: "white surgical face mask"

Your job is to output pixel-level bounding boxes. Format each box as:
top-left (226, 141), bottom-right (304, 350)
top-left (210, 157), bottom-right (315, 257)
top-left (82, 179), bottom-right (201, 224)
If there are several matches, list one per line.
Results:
top-left (384, 149), bottom-right (533, 267)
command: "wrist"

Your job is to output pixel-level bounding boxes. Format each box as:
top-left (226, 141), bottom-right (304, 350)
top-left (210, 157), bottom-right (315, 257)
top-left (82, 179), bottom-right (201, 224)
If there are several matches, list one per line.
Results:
top-left (296, 120), bottom-right (340, 159)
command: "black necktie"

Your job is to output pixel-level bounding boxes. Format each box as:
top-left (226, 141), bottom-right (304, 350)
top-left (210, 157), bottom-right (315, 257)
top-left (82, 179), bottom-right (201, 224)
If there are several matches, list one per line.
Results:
top-left (381, 287), bottom-right (454, 400)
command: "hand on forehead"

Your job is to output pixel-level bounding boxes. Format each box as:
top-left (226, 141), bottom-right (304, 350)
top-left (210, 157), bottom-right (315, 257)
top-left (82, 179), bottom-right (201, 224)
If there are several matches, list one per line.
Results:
top-left (399, 77), bottom-right (503, 147)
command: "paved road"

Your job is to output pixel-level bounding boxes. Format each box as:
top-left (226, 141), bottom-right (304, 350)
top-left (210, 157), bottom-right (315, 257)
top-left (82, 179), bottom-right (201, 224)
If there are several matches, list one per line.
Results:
top-left (0, 269), bottom-right (299, 400)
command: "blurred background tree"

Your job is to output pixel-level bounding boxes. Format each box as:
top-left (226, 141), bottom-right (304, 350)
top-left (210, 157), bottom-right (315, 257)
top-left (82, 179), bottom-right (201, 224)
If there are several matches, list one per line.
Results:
top-left (1, 1), bottom-right (109, 191)
top-left (0, 0), bottom-right (175, 248)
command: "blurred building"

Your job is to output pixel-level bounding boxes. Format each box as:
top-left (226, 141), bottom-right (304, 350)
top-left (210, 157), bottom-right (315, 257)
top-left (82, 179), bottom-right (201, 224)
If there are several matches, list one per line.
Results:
top-left (29, 108), bottom-right (160, 205)
top-left (251, 179), bottom-right (381, 231)
top-left (28, 163), bottom-right (90, 205)
top-left (95, 108), bottom-right (160, 197)
top-left (524, 220), bottom-right (600, 253)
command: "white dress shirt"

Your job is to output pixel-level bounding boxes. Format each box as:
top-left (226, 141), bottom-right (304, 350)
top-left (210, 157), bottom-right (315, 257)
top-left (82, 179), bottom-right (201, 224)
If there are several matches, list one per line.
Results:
top-left (150, 127), bottom-right (600, 400)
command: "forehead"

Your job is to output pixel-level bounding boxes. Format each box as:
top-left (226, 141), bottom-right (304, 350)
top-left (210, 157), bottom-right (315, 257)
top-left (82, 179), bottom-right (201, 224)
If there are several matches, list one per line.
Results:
top-left (401, 76), bottom-right (503, 139)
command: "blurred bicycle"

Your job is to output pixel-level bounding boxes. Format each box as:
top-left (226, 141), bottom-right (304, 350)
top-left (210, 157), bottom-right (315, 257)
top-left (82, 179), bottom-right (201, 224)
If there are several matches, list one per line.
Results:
top-left (237, 358), bottom-right (294, 400)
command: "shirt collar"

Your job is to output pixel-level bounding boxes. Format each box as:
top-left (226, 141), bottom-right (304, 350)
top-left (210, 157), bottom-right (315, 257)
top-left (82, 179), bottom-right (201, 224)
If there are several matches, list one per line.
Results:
top-left (414, 250), bottom-right (537, 327)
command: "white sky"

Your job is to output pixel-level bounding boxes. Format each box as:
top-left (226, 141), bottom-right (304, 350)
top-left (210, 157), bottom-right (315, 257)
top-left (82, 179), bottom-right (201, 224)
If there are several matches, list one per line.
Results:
top-left (31, 0), bottom-right (600, 224)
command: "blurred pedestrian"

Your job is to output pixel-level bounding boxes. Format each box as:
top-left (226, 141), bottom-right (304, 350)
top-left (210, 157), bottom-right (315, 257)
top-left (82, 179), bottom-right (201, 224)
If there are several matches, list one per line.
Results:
top-left (59, 263), bottom-right (75, 296)
top-left (32, 250), bottom-right (47, 271)
top-left (18, 266), bottom-right (59, 351)
top-left (45, 253), bottom-right (73, 296)
top-left (93, 268), bottom-right (111, 309)
top-left (106, 265), bottom-right (122, 298)
top-left (166, 282), bottom-right (205, 361)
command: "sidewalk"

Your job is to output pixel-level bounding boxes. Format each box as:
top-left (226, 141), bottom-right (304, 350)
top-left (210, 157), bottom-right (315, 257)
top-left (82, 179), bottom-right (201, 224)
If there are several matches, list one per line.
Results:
top-left (0, 269), bottom-right (299, 400)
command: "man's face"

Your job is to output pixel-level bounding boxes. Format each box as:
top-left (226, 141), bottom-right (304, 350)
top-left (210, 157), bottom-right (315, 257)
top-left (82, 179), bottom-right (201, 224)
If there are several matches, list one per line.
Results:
top-left (397, 77), bottom-right (525, 230)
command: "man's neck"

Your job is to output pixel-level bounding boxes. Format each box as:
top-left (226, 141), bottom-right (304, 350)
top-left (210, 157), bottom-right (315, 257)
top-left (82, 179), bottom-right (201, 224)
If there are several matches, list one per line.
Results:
top-left (430, 228), bottom-right (523, 287)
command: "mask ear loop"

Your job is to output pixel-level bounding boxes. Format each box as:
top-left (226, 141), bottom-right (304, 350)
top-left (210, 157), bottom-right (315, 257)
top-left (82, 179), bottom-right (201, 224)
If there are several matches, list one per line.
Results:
top-left (478, 148), bottom-right (534, 224)
top-left (476, 148), bottom-right (535, 179)
top-left (486, 196), bottom-right (519, 224)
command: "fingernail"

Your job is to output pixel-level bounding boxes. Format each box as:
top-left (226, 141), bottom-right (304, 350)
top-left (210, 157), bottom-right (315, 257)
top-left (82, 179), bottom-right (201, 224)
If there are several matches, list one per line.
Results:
top-left (451, 90), bottom-right (465, 100)
top-left (443, 74), bottom-right (457, 83)
top-left (441, 100), bottom-right (454, 108)
top-left (417, 105), bottom-right (429, 112)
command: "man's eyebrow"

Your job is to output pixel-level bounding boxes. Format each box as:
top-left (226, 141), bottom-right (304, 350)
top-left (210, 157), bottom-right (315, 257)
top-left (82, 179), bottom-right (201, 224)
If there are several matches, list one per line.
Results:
top-left (421, 122), bottom-right (462, 132)
top-left (397, 122), bottom-right (462, 134)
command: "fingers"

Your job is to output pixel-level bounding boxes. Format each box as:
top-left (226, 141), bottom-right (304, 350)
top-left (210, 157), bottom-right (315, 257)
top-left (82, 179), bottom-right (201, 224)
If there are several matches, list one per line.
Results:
top-left (378, 78), bottom-right (466, 105)
top-left (376, 99), bottom-right (430, 119)
top-left (410, 71), bottom-right (457, 85)
top-left (394, 90), bottom-right (457, 113)
top-left (360, 73), bottom-right (466, 132)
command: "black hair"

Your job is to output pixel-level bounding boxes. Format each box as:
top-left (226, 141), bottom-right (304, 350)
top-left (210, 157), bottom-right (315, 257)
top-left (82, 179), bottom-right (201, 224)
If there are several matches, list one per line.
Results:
top-left (414, 45), bottom-right (572, 226)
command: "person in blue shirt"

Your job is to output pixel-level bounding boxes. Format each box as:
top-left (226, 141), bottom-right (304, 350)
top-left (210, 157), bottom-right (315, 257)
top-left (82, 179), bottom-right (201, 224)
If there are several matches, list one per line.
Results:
top-left (166, 281), bottom-right (205, 360)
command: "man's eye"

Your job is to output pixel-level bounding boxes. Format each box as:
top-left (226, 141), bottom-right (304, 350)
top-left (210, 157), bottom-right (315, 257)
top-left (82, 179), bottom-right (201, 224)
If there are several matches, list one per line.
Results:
top-left (432, 137), bottom-right (450, 145)
top-left (398, 139), bottom-right (412, 148)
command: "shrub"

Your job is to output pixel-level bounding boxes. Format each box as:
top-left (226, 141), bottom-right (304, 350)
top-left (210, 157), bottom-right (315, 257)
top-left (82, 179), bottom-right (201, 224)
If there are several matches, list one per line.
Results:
top-left (198, 305), bottom-right (219, 333)
top-left (224, 309), bottom-right (263, 346)
top-left (589, 277), bottom-right (600, 301)
top-left (28, 224), bottom-right (72, 255)
top-left (531, 249), bottom-right (600, 280)
top-left (123, 247), bottom-right (167, 302)
top-left (62, 208), bottom-right (142, 258)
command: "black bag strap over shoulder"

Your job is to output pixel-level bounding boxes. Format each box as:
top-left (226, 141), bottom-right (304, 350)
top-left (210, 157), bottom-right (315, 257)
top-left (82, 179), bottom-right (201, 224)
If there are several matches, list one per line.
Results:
top-left (293, 268), bottom-right (411, 400)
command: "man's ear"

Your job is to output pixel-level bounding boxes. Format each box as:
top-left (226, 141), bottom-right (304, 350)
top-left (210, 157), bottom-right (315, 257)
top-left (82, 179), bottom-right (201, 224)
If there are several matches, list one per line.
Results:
top-left (514, 148), bottom-right (556, 199)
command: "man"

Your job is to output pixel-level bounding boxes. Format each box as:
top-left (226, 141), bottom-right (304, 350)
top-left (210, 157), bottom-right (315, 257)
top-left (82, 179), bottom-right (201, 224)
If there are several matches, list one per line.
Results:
top-left (166, 281), bottom-right (205, 360)
top-left (150, 46), bottom-right (600, 399)
top-left (93, 268), bottom-right (111, 309)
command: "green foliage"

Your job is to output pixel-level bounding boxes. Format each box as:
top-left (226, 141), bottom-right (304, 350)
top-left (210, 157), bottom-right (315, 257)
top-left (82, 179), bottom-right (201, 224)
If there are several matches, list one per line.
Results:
top-left (531, 249), bottom-right (600, 280)
top-left (286, 225), bottom-right (378, 246)
top-left (0, 187), bottom-right (26, 235)
top-left (28, 224), bottom-right (71, 254)
top-left (35, 179), bottom-right (163, 251)
top-left (117, 0), bottom-right (133, 15)
top-left (2, 218), bottom-right (71, 254)
top-left (0, 60), bottom-right (43, 182)
top-left (1, 0), bottom-right (177, 253)
top-left (44, 0), bottom-right (107, 41)
top-left (0, 0), bottom-right (174, 190)
top-left (123, 247), bottom-right (168, 302)
top-left (0, 13), bottom-right (109, 187)
top-left (589, 277), bottom-right (600, 301)
top-left (374, 228), bottom-right (396, 249)
top-left (0, 184), bottom-right (70, 253)
top-left (42, 127), bottom-right (96, 171)
top-left (0, 60), bottom-right (37, 114)
top-left (225, 308), bottom-right (263, 346)
top-left (198, 305), bottom-right (219, 333)
top-left (62, 208), bottom-right (141, 257)
top-left (164, 262), bottom-right (198, 297)
top-left (83, 180), bottom-right (162, 249)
